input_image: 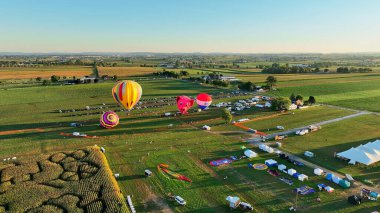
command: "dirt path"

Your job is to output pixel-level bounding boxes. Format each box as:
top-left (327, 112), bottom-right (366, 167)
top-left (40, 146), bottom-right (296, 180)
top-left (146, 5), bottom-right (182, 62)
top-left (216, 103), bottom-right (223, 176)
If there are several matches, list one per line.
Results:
top-left (0, 128), bottom-right (45, 136)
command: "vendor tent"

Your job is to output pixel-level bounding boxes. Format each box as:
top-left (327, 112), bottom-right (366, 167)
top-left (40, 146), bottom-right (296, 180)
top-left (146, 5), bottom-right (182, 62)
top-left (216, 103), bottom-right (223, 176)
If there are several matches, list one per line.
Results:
top-left (244, 150), bottom-right (258, 158)
top-left (325, 186), bottom-right (334, 193)
top-left (265, 159), bottom-right (278, 167)
top-left (298, 174), bottom-right (308, 181)
top-left (326, 173), bottom-right (335, 181)
top-left (339, 179), bottom-right (351, 189)
top-left (278, 164), bottom-right (286, 171)
top-left (332, 176), bottom-right (342, 184)
top-left (226, 196), bottom-right (240, 208)
top-left (314, 168), bottom-right (324, 176)
top-left (337, 139), bottom-right (380, 165)
top-left (288, 169), bottom-right (296, 176)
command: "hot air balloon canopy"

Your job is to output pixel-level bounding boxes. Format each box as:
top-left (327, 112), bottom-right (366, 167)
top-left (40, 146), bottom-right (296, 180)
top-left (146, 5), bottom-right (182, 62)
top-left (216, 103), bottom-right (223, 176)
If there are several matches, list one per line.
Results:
top-left (100, 111), bottom-right (119, 129)
top-left (196, 93), bottom-right (212, 110)
top-left (176, 96), bottom-right (194, 114)
top-left (112, 80), bottom-right (142, 110)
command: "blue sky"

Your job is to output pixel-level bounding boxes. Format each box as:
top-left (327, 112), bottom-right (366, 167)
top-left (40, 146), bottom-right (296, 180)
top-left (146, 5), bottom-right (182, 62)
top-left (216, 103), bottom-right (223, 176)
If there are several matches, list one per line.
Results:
top-left (1, 0), bottom-right (379, 53)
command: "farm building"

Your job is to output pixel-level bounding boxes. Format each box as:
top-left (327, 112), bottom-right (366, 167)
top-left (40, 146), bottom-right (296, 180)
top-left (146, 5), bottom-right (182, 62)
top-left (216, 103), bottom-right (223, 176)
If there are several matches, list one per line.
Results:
top-left (336, 139), bottom-right (380, 165)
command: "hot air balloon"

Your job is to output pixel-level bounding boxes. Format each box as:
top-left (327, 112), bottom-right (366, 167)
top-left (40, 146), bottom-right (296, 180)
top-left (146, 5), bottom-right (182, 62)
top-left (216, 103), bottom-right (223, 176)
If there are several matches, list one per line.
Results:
top-left (196, 93), bottom-right (212, 110)
top-left (112, 80), bottom-right (142, 111)
top-left (100, 111), bottom-right (119, 128)
top-left (176, 96), bottom-right (194, 114)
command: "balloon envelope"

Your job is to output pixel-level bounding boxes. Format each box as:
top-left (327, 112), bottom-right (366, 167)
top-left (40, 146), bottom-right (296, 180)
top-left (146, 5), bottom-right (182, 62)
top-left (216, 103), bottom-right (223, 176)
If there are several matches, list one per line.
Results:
top-left (112, 80), bottom-right (142, 110)
top-left (100, 111), bottom-right (119, 128)
top-left (196, 93), bottom-right (212, 110)
top-left (176, 96), bottom-right (194, 114)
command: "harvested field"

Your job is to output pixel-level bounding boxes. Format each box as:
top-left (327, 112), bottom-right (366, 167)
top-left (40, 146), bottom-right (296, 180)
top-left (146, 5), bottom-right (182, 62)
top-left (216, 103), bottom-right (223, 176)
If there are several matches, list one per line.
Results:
top-left (0, 66), bottom-right (93, 79)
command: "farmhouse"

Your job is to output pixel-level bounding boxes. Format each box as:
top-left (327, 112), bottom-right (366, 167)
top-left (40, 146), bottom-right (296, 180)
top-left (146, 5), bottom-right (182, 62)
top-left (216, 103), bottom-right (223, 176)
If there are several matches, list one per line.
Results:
top-left (336, 139), bottom-right (380, 165)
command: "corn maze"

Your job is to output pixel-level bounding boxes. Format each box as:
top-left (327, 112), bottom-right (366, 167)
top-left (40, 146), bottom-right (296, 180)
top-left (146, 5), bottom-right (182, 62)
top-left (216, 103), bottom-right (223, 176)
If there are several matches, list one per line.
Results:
top-left (0, 147), bottom-right (128, 213)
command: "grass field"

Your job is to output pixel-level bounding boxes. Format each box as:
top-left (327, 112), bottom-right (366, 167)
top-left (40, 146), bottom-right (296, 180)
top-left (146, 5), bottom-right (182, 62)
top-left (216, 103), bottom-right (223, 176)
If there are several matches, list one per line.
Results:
top-left (0, 77), bottom-right (379, 212)
top-left (281, 114), bottom-right (380, 184)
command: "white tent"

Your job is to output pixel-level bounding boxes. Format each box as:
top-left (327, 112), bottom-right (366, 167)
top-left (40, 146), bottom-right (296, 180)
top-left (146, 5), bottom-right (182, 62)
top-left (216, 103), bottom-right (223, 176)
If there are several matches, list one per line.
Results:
top-left (278, 164), bottom-right (286, 171)
top-left (288, 168), bottom-right (296, 175)
top-left (314, 168), bottom-right (324, 176)
top-left (298, 174), bottom-right (308, 181)
top-left (337, 139), bottom-right (380, 165)
top-left (226, 196), bottom-right (240, 208)
top-left (244, 150), bottom-right (258, 158)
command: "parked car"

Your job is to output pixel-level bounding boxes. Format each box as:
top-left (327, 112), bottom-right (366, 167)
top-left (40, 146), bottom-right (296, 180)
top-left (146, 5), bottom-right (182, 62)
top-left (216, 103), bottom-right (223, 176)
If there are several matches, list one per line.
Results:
top-left (175, 196), bottom-right (186, 206)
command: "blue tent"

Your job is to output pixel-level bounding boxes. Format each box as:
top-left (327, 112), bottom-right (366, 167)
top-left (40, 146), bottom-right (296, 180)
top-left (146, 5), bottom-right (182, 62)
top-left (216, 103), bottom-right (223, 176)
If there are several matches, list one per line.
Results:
top-left (292, 172), bottom-right (301, 178)
top-left (326, 173), bottom-right (334, 181)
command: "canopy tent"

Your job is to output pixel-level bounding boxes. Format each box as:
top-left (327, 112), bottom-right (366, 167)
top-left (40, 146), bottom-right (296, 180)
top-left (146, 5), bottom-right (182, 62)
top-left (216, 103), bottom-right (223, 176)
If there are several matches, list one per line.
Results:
top-left (314, 168), bottom-right (324, 176)
top-left (265, 159), bottom-right (278, 167)
top-left (339, 179), bottom-right (351, 189)
top-left (298, 174), bottom-right (308, 181)
top-left (278, 164), bottom-right (286, 171)
top-left (325, 186), bottom-right (334, 193)
top-left (226, 196), bottom-right (240, 208)
top-left (288, 168), bottom-right (296, 175)
top-left (337, 139), bottom-right (380, 165)
top-left (244, 149), bottom-right (258, 158)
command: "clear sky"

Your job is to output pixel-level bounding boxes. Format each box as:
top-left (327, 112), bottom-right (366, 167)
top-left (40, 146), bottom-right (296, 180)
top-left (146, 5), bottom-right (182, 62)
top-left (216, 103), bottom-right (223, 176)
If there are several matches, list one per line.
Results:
top-left (1, 0), bottom-right (379, 53)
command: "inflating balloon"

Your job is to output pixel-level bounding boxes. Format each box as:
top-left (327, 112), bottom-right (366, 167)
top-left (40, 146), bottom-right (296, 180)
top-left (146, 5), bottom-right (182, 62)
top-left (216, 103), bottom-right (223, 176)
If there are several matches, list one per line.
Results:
top-left (100, 111), bottom-right (119, 128)
top-left (196, 93), bottom-right (212, 110)
top-left (176, 96), bottom-right (194, 114)
top-left (112, 80), bottom-right (142, 110)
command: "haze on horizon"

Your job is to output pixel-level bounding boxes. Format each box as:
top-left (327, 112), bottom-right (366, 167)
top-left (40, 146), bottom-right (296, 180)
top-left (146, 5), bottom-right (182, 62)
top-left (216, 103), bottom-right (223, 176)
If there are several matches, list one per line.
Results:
top-left (1, 0), bottom-right (379, 54)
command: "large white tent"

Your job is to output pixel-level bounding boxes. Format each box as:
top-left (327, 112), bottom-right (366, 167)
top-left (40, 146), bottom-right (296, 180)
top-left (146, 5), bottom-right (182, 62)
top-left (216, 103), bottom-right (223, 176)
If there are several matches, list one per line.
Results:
top-left (337, 139), bottom-right (380, 165)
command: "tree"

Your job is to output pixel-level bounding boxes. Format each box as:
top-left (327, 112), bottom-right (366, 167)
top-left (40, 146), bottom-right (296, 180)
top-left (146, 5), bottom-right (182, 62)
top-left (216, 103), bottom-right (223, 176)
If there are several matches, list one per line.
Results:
top-left (42, 80), bottom-right (49, 86)
top-left (50, 75), bottom-right (60, 83)
top-left (221, 108), bottom-right (233, 124)
top-left (36, 77), bottom-right (42, 81)
top-left (179, 70), bottom-right (189, 76)
top-left (113, 75), bottom-right (118, 81)
top-left (265, 76), bottom-right (277, 90)
top-left (238, 81), bottom-right (256, 91)
top-left (295, 95), bottom-right (303, 101)
top-left (289, 93), bottom-right (296, 102)
top-left (308, 96), bottom-right (316, 105)
top-left (271, 97), bottom-right (291, 111)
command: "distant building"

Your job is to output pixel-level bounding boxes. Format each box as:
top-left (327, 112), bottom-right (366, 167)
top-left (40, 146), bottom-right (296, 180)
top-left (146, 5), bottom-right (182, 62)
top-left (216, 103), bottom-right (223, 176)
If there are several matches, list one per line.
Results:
top-left (64, 76), bottom-right (98, 85)
top-left (80, 76), bottom-right (97, 83)
top-left (291, 64), bottom-right (310, 68)
top-left (220, 76), bottom-right (240, 82)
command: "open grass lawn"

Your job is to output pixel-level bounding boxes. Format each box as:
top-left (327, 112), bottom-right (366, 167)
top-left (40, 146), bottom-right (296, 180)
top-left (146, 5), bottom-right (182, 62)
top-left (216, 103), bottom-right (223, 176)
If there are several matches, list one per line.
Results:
top-left (281, 114), bottom-right (380, 184)
top-left (269, 75), bottom-right (380, 112)
top-left (0, 78), bottom-right (379, 212)
top-left (0, 66), bottom-right (93, 79)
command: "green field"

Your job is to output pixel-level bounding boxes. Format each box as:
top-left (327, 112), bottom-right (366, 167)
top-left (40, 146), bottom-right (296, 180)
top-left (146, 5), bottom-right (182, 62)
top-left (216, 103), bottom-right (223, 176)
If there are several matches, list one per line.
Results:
top-left (1, 66), bottom-right (380, 212)
top-left (281, 114), bottom-right (380, 184)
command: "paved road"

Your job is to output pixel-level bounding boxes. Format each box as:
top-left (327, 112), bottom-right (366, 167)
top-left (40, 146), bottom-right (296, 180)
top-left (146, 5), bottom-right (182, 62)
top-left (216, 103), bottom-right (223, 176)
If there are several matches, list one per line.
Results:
top-left (247, 111), bottom-right (370, 142)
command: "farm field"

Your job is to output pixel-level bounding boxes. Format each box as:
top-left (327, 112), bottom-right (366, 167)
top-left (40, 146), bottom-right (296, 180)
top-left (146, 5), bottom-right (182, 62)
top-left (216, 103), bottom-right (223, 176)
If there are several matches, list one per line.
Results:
top-left (97, 66), bottom-right (158, 77)
top-left (0, 72), bottom-right (380, 212)
top-left (0, 66), bottom-right (93, 79)
top-left (0, 147), bottom-right (128, 212)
